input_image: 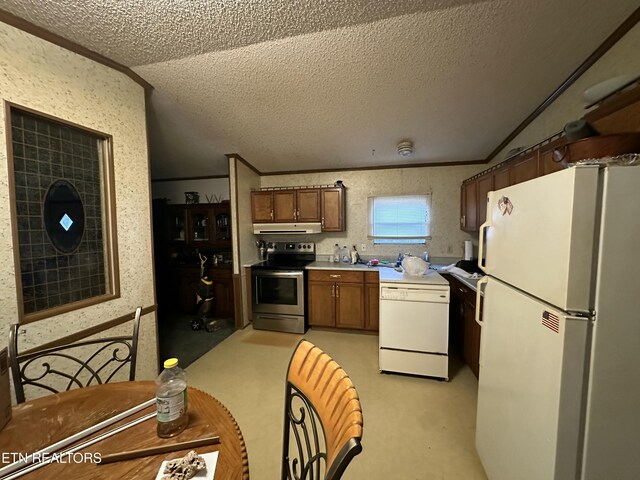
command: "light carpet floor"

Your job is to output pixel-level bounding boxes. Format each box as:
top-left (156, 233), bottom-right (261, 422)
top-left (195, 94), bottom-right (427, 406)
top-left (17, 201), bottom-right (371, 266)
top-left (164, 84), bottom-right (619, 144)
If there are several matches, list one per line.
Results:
top-left (186, 326), bottom-right (488, 480)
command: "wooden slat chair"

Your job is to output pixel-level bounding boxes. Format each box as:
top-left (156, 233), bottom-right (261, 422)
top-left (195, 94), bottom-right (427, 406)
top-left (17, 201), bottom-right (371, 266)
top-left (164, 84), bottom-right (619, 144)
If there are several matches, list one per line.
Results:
top-left (8, 307), bottom-right (142, 404)
top-left (282, 339), bottom-right (363, 480)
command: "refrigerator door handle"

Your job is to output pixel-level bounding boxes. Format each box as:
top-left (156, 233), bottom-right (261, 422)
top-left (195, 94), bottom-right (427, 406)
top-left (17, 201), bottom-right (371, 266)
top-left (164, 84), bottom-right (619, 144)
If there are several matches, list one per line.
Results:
top-left (478, 191), bottom-right (494, 274)
top-left (478, 222), bottom-right (489, 273)
top-left (475, 276), bottom-right (488, 327)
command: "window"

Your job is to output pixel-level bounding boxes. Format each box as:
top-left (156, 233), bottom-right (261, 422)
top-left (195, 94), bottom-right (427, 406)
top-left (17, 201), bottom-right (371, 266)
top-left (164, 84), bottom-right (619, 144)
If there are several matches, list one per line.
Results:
top-left (368, 195), bottom-right (431, 244)
top-left (8, 104), bottom-right (119, 323)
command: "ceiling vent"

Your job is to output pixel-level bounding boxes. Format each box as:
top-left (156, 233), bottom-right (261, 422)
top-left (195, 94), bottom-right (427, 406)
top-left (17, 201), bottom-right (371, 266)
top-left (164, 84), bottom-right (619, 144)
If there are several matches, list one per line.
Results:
top-left (397, 141), bottom-right (413, 157)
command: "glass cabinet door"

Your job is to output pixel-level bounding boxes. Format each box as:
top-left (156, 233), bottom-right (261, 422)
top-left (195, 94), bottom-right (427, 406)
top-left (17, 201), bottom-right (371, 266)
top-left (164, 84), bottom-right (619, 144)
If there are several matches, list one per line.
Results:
top-left (215, 212), bottom-right (231, 242)
top-left (189, 208), bottom-right (211, 243)
top-left (169, 208), bottom-right (186, 242)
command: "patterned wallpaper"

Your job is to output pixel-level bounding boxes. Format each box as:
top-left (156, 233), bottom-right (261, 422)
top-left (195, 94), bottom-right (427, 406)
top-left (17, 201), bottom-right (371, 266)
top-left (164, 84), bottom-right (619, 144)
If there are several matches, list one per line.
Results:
top-left (0, 21), bottom-right (158, 396)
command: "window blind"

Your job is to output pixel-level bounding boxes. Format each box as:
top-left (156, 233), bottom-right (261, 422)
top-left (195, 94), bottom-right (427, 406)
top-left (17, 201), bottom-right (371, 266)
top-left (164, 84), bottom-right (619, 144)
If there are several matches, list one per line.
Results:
top-left (368, 195), bottom-right (431, 244)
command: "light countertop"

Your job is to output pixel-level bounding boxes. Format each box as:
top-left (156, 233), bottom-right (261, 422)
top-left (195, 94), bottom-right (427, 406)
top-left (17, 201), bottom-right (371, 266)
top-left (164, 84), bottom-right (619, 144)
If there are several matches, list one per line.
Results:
top-left (308, 260), bottom-right (449, 286)
top-left (378, 268), bottom-right (449, 286)
top-left (246, 259), bottom-right (456, 287)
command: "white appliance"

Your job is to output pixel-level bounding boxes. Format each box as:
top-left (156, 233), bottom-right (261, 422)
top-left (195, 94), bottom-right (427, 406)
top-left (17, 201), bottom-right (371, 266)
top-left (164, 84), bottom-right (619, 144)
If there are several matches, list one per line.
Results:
top-left (475, 164), bottom-right (640, 480)
top-left (379, 271), bottom-right (450, 379)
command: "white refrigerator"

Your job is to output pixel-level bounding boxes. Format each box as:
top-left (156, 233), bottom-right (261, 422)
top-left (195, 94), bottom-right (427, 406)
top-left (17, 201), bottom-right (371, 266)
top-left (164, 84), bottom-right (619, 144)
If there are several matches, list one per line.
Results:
top-left (475, 164), bottom-right (640, 480)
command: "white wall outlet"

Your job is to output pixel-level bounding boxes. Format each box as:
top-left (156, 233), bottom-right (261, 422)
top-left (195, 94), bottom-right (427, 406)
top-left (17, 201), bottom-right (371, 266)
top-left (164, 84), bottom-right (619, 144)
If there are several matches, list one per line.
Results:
top-left (361, 243), bottom-right (366, 251)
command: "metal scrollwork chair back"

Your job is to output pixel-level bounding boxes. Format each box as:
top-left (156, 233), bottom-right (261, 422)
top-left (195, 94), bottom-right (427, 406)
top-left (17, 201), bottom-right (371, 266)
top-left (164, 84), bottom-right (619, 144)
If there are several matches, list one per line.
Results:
top-left (282, 339), bottom-right (363, 480)
top-left (8, 307), bottom-right (142, 404)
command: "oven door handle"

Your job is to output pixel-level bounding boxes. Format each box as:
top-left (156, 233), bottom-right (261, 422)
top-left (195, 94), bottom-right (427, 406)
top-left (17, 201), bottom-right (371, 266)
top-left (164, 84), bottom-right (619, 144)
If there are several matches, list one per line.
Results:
top-left (252, 271), bottom-right (303, 277)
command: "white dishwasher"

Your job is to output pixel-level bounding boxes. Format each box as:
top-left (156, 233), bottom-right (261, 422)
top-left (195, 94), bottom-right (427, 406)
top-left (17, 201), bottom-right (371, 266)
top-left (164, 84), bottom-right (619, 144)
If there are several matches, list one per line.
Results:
top-left (379, 282), bottom-right (450, 379)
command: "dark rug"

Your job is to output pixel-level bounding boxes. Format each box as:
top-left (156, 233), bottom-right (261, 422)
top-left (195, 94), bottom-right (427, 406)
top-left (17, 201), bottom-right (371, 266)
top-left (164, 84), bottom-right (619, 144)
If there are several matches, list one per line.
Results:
top-left (158, 313), bottom-right (235, 368)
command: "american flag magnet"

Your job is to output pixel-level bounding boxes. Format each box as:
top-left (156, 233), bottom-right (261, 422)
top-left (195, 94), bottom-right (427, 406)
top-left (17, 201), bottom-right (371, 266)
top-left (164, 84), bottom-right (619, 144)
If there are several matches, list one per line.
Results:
top-left (542, 310), bottom-right (560, 333)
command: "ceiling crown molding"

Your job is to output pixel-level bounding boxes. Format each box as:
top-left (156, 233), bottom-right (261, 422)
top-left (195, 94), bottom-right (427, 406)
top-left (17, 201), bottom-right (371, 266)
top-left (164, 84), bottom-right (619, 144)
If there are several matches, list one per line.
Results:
top-left (485, 5), bottom-right (640, 162)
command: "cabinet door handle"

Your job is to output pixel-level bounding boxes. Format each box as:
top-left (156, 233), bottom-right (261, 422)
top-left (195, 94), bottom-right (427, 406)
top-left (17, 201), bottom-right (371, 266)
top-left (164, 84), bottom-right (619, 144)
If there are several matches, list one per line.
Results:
top-left (461, 215), bottom-right (466, 227)
top-left (331, 285), bottom-right (335, 297)
top-left (336, 285), bottom-right (340, 298)
top-left (321, 217), bottom-right (325, 228)
top-left (270, 210), bottom-right (273, 219)
top-left (459, 287), bottom-right (467, 294)
top-left (330, 274), bottom-right (341, 278)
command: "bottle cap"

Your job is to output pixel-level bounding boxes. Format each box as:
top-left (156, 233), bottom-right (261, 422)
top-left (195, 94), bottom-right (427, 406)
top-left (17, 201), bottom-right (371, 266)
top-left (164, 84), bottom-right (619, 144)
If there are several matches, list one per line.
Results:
top-left (164, 358), bottom-right (179, 369)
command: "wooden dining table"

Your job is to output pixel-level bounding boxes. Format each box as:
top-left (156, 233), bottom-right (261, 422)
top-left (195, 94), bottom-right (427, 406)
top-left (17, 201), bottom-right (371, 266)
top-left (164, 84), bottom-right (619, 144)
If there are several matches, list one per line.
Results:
top-left (0, 381), bottom-right (250, 479)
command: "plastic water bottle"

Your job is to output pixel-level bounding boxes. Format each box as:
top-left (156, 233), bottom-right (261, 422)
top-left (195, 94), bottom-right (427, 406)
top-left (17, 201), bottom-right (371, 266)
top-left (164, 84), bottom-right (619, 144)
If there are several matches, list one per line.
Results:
top-left (156, 358), bottom-right (188, 438)
top-left (341, 246), bottom-right (350, 263)
top-left (333, 243), bottom-right (340, 263)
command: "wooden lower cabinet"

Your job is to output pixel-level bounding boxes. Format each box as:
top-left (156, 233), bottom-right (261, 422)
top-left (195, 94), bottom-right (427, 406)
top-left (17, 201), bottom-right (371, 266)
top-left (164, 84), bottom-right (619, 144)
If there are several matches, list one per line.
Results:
top-left (335, 283), bottom-right (365, 329)
top-left (308, 269), bottom-right (378, 330)
top-left (463, 297), bottom-right (480, 378)
top-left (173, 266), bottom-right (201, 314)
top-left (213, 275), bottom-right (234, 319)
top-left (364, 271), bottom-right (379, 331)
top-left (447, 274), bottom-right (480, 378)
top-left (308, 282), bottom-right (336, 327)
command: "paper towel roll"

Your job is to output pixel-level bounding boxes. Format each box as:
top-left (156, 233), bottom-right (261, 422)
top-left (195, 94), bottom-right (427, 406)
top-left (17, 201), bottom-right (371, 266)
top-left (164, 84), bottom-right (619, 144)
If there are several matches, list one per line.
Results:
top-left (464, 240), bottom-right (473, 261)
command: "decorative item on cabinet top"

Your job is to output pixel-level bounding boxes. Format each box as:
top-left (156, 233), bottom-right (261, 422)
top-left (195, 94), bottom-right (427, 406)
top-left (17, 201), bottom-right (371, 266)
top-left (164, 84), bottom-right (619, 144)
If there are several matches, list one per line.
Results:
top-left (251, 183), bottom-right (346, 234)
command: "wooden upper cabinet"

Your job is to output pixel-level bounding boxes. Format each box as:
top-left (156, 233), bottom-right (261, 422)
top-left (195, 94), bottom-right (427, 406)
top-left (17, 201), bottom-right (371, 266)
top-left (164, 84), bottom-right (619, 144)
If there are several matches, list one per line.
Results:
top-left (296, 189), bottom-right (321, 222)
top-left (274, 188), bottom-right (322, 223)
top-left (273, 190), bottom-right (296, 222)
top-left (511, 153), bottom-right (539, 185)
top-left (461, 180), bottom-right (478, 232)
top-left (493, 165), bottom-right (512, 191)
top-left (252, 185), bottom-right (345, 229)
top-left (539, 148), bottom-right (563, 177)
top-left (251, 191), bottom-right (273, 222)
top-left (321, 187), bottom-right (345, 232)
top-left (252, 187), bottom-right (328, 224)
top-left (476, 174), bottom-right (493, 227)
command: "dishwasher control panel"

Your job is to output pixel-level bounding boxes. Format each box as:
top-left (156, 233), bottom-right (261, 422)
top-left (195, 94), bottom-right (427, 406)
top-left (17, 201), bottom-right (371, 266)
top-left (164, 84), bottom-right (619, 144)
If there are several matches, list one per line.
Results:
top-left (380, 285), bottom-right (449, 303)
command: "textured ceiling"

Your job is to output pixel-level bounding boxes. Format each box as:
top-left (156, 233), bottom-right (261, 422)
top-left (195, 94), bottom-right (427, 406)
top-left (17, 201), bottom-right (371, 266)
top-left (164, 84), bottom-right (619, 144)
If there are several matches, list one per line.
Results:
top-left (2, 0), bottom-right (638, 178)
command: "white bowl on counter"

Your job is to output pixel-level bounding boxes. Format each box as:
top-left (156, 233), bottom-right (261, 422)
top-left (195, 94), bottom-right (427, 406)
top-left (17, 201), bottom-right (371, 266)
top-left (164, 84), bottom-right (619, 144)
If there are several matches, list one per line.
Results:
top-left (401, 256), bottom-right (430, 276)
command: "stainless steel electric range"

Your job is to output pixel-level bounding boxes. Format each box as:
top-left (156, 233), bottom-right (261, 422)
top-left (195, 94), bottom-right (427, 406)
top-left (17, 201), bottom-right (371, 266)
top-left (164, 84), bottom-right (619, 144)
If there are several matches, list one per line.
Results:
top-left (251, 242), bottom-right (315, 334)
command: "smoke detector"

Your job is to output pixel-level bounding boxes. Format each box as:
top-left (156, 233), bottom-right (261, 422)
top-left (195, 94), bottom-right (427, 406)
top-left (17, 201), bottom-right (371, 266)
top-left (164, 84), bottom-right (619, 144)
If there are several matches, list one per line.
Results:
top-left (397, 141), bottom-right (413, 157)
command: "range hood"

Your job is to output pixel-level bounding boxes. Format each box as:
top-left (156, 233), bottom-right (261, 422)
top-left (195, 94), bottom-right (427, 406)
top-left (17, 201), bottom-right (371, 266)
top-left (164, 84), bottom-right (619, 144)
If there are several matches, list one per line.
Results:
top-left (253, 222), bottom-right (322, 235)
